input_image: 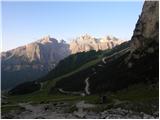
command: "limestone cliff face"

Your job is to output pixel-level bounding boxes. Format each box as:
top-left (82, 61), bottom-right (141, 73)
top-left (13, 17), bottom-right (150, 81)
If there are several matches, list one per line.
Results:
top-left (1, 36), bottom-right (70, 71)
top-left (69, 34), bottom-right (124, 54)
top-left (124, 1), bottom-right (159, 74)
top-left (1, 36), bottom-right (70, 89)
top-left (130, 1), bottom-right (159, 50)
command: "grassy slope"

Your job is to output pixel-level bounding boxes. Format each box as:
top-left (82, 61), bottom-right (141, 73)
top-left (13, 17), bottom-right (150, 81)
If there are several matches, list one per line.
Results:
top-left (111, 83), bottom-right (159, 114)
top-left (3, 57), bottom-right (102, 105)
top-left (42, 57), bottom-right (102, 91)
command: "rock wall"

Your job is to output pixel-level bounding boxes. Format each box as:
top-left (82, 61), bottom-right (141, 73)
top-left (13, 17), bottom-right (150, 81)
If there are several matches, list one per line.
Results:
top-left (130, 1), bottom-right (159, 50)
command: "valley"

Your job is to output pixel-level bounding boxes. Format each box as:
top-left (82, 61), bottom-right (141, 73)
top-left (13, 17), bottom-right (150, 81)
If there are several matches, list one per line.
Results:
top-left (1, 1), bottom-right (159, 119)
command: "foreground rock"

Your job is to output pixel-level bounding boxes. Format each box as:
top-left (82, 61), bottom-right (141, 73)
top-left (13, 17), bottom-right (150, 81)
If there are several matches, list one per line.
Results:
top-left (2, 101), bottom-right (158, 119)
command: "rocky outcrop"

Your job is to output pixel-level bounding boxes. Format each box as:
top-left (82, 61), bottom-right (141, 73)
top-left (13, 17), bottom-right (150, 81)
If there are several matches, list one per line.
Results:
top-left (2, 101), bottom-right (158, 119)
top-left (127, 1), bottom-right (159, 68)
top-left (70, 34), bottom-right (124, 54)
top-left (130, 1), bottom-right (159, 50)
top-left (1, 36), bottom-right (70, 89)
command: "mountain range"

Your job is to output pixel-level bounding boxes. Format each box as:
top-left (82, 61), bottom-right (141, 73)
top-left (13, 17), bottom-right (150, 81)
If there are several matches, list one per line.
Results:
top-left (1, 35), bottom-right (124, 90)
top-left (70, 34), bottom-right (124, 54)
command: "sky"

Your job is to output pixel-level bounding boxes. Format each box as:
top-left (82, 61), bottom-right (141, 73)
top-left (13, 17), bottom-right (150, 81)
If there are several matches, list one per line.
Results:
top-left (2, 1), bottom-right (144, 51)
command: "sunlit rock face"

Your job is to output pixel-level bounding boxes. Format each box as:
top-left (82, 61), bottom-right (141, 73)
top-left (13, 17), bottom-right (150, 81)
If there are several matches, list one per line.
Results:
top-left (1, 36), bottom-right (71, 89)
top-left (125, 1), bottom-right (159, 81)
top-left (130, 1), bottom-right (159, 50)
top-left (25, 36), bottom-right (71, 66)
top-left (2, 36), bottom-right (71, 71)
top-left (69, 34), bottom-right (124, 54)
top-left (126, 1), bottom-right (159, 64)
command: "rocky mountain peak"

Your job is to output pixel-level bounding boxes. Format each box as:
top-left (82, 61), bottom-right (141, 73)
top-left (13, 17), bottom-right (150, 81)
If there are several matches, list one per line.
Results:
top-left (60, 39), bottom-right (65, 43)
top-left (126, 1), bottom-right (159, 67)
top-left (37, 35), bottom-right (58, 44)
top-left (69, 35), bottom-right (124, 54)
top-left (42, 35), bottom-right (50, 41)
top-left (1, 36), bottom-right (71, 89)
top-left (79, 34), bottom-right (93, 40)
top-left (100, 35), bottom-right (120, 43)
top-left (73, 34), bottom-right (96, 44)
top-left (130, 1), bottom-right (159, 50)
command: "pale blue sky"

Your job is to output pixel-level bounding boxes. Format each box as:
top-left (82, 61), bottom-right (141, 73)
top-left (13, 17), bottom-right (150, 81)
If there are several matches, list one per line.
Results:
top-left (2, 1), bottom-right (144, 51)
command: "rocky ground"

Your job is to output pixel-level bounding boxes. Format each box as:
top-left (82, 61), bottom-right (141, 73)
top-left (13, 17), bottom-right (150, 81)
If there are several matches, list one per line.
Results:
top-left (2, 100), bottom-right (158, 119)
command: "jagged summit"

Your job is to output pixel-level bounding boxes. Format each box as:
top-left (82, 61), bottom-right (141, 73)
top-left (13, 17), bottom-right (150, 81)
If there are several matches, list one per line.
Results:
top-left (79, 34), bottom-right (93, 40)
top-left (36, 35), bottom-right (58, 44)
top-left (70, 34), bottom-right (124, 54)
top-left (71, 34), bottom-right (95, 44)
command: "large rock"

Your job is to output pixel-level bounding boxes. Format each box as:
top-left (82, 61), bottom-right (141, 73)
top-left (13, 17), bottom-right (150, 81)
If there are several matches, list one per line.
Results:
top-left (130, 1), bottom-right (159, 50)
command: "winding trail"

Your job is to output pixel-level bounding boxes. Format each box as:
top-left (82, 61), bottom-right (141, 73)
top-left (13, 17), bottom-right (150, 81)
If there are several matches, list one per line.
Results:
top-left (58, 88), bottom-right (82, 95)
top-left (102, 57), bottom-right (107, 64)
top-left (85, 77), bottom-right (90, 95)
top-left (58, 77), bottom-right (91, 96)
